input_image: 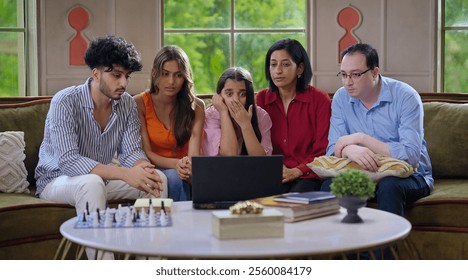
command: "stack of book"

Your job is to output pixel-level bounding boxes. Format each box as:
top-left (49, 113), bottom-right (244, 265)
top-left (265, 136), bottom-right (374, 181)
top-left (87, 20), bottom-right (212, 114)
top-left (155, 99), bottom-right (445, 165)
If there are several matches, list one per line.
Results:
top-left (254, 191), bottom-right (340, 222)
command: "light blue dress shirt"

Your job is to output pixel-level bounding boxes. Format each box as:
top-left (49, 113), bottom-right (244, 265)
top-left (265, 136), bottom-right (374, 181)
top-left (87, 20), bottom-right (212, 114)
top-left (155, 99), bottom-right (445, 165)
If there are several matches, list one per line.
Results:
top-left (328, 76), bottom-right (434, 190)
top-left (35, 78), bottom-right (148, 196)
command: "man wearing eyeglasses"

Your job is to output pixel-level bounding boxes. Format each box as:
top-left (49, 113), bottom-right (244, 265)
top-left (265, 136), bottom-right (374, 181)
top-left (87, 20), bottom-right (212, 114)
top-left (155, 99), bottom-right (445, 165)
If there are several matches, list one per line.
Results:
top-left (321, 43), bottom-right (433, 217)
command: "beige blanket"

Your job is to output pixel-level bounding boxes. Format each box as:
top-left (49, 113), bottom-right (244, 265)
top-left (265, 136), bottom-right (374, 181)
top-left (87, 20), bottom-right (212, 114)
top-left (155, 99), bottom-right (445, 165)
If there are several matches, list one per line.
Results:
top-left (308, 155), bottom-right (415, 182)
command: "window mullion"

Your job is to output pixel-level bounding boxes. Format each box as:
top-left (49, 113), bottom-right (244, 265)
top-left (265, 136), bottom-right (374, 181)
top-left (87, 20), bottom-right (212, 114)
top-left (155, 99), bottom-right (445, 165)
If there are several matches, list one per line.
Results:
top-left (230, 0), bottom-right (235, 67)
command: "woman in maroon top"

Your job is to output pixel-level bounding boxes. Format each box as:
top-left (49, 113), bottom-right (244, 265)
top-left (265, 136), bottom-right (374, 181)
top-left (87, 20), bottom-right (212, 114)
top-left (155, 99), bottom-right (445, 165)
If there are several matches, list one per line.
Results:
top-left (256, 38), bottom-right (331, 192)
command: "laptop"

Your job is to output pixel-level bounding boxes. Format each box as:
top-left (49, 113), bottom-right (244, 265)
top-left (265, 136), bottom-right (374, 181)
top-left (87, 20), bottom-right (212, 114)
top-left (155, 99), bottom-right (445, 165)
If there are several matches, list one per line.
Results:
top-left (191, 155), bottom-right (284, 209)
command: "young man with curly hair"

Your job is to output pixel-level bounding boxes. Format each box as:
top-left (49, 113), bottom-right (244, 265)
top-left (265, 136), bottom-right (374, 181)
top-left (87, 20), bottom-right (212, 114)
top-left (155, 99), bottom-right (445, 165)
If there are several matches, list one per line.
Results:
top-left (35, 36), bottom-right (167, 241)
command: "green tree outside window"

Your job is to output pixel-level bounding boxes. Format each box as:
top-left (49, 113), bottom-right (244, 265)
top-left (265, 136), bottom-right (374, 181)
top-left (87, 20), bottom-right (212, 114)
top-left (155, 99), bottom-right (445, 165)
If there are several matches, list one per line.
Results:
top-left (164, 0), bottom-right (306, 95)
top-left (444, 0), bottom-right (468, 92)
top-left (0, 0), bottom-right (21, 97)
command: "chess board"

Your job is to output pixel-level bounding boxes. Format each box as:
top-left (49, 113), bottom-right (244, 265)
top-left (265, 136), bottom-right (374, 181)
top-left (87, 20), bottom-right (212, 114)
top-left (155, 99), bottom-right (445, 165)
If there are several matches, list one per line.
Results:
top-left (74, 198), bottom-right (173, 229)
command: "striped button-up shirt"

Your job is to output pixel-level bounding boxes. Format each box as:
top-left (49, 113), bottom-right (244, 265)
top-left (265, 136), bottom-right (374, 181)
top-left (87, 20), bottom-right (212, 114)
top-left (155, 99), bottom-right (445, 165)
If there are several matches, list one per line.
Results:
top-left (35, 78), bottom-right (148, 196)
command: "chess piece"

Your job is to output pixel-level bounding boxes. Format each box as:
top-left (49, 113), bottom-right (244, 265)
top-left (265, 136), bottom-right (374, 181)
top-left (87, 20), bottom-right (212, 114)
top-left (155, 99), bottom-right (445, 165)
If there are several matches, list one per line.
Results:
top-left (148, 206), bottom-right (155, 226)
top-left (124, 208), bottom-right (133, 227)
top-left (96, 208), bottom-right (101, 222)
top-left (92, 211), bottom-right (99, 227)
top-left (104, 208), bottom-right (112, 227)
top-left (160, 210), bottom-right (167, 226)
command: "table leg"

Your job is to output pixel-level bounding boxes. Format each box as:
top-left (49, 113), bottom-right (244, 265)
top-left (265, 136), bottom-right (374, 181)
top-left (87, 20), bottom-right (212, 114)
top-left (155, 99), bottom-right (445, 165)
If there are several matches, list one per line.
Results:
top-left (53, 237), bottom-right (67, 260)
top-left (390, 244), bottom-right (399, 260)
top-left (76, 245), bottom-right (85, 259)
top-left (54, 237), bottom-right (74, 260)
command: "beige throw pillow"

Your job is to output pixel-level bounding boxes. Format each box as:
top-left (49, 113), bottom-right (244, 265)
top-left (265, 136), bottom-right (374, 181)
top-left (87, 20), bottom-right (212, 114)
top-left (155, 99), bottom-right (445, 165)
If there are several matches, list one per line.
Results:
top-left (0, 131), bottom-right (30, 193)
top-left (308, 155), bottom-right (415, 182)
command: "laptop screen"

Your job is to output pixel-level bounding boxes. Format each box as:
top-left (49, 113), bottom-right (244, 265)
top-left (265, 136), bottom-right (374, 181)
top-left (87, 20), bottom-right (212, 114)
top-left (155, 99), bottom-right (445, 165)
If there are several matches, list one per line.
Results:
top-left (191, 155), bottom-right (284, 209)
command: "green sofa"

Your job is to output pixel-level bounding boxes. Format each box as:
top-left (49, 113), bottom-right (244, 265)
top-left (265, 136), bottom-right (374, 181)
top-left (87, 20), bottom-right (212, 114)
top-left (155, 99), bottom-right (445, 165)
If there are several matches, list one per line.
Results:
top-left (0, 97), bottom-right (77, 259)
top-left (399, 94), bottom-right (468, 259)
top-left (0, 97), bottom-right (129, 260)
top-left (0, 93), bottom-right (467, 260)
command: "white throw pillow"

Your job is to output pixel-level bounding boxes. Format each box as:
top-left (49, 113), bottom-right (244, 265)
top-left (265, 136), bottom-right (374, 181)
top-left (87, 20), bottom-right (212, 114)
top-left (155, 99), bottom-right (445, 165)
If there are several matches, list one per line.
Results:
top-left (0, 131), bottom-right (30, 193)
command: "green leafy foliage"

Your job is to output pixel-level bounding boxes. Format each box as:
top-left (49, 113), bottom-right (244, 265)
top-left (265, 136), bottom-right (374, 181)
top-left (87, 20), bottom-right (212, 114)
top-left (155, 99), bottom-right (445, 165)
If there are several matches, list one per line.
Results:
top-left (444, 0), bottom-right (468, 92)
top-left (0, 0), bottom-right (20, 96)
top-left (164, 0), bottom-right (306, 94)
top-left (0, 0), bottom-right (18, 27)
top-left (330, 169), bottom-right (376, 199)
top-left (0, 52), bottom-right (18, 96)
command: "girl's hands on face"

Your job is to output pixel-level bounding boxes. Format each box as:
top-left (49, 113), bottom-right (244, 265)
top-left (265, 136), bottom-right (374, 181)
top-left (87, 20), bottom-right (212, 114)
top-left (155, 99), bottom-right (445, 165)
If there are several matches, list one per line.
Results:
top-left (227, 99), bottom-right (251, 128)
top-left (212, 94), bottom-right (228, 114)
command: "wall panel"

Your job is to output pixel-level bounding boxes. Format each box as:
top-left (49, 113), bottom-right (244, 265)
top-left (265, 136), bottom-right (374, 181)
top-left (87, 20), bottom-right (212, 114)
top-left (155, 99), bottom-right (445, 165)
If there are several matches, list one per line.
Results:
top-left (312, 0), bottom-right (437, 93)
top-left (39, 0), bottom-right (162, 96)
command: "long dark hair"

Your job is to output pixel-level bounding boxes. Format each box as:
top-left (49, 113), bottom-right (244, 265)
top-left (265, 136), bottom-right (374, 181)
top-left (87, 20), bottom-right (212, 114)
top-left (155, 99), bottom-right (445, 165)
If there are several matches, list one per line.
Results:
top-left (264, 38), bottom-right (312, 93)
top-left (216, 67), bottom-right (262, 155)
top-left (150, 45), bottom-right (196, 149)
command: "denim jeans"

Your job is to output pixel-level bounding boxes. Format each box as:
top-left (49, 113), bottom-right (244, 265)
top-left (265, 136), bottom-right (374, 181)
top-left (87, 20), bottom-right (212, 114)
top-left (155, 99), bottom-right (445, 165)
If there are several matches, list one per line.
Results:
top-left (161, 168), bottom-right (191, 201)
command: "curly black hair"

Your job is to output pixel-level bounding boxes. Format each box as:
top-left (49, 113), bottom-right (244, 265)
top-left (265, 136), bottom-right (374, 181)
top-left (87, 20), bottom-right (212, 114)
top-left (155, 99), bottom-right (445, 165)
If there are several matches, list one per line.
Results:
top-left (84, 35), bottom-right (142, 72)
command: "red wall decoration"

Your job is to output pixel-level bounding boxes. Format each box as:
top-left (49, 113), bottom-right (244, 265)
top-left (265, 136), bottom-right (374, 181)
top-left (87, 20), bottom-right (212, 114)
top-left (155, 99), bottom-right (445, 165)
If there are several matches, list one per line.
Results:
top-left (68, 6), bottom-right (89, 65)
top-left (337, 5), bottom-right (362, 63)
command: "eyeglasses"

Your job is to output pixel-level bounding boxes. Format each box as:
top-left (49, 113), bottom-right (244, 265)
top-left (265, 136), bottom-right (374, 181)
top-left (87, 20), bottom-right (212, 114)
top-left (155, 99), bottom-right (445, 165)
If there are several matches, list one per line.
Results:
top-left (337, 68), bottom-right (371, 80)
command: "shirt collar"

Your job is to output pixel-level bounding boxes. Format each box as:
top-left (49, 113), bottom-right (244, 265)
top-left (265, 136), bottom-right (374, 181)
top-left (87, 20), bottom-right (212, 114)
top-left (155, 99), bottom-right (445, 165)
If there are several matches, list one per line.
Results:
top-left (263, 89), bottom-right (311, 106)
top-left (377, 76), bottom-right (393, 103)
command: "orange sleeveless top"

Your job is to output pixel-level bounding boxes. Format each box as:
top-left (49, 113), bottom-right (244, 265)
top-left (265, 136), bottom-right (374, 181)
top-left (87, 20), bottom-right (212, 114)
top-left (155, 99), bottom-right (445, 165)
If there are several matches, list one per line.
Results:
top-left (141, 91), bottom-right (188, 159)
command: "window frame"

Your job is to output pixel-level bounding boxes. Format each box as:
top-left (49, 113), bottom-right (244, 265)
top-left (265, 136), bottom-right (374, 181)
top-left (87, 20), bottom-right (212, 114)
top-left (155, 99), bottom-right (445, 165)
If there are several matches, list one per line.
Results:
top-left (438, 0), bottom-right (468, 92)
top-left (162, 0), bottom-right (310, 94)
top-left (0, 0), bottom-right (37, 96)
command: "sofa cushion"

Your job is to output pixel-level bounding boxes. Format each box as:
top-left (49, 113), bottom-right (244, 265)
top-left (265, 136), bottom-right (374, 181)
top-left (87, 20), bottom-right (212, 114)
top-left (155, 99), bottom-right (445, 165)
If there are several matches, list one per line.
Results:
top-left (405, 179), bottom-right (468, 229)
top-left (0, 192), bottom-right (75, 245)
top-left (423, 102), bottom-right (468, 178)
top-left (0, 99), bottom-right (51, 186)
top-left (0, 131), bottom-right (30, 193)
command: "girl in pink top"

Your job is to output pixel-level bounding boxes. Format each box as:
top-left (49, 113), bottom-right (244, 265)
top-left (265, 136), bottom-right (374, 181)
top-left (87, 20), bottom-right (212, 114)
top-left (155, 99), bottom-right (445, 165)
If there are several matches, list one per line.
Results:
top-left (202, 67), bottom-right (272, 156)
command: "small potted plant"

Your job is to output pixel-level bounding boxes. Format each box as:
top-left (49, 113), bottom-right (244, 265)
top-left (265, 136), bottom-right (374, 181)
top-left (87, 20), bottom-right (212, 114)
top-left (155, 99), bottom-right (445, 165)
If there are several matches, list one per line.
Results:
top-left (330, 169), bottom-right (376, 223)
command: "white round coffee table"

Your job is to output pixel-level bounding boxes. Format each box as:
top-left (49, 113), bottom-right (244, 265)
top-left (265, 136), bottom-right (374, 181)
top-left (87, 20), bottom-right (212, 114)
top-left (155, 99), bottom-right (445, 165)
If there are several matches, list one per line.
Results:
top-left (58, 201), bottom-right (411, 259)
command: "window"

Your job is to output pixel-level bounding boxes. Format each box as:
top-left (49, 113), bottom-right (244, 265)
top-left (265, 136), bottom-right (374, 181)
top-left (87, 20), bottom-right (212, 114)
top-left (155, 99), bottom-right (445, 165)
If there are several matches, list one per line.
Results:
top-left (0, 0), bottom-right (36, 97)
top-left (0, 0), bottom-right (24, 97)
top-left (163, 0), bottom-right (307, 94)
top-left (442, 0), bottom-right (468, 92)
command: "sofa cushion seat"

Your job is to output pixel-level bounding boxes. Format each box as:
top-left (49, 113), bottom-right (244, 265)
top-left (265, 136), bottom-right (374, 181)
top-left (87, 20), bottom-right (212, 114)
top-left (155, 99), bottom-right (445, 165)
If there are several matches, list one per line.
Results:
top-left (0, 192), bottom-right (75, 246)
top-left (423, 102), bottom-right (468, 178)
top-left (405, 179), bottom-right (468, 230)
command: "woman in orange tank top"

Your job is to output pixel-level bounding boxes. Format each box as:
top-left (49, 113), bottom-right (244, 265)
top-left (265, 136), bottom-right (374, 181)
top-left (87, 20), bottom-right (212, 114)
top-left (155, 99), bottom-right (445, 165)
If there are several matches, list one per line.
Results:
top-left (134, 46), bottom-right (205, 201)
